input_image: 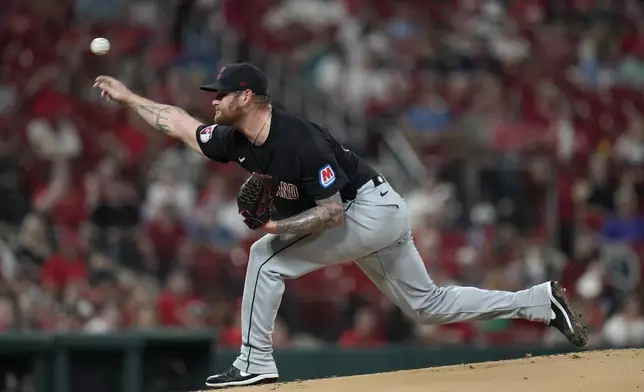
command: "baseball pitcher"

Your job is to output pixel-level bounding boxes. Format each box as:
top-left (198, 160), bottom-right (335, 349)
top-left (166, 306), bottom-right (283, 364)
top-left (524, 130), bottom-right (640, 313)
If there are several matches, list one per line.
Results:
top-left (93, 62), bottom-right (587, 389)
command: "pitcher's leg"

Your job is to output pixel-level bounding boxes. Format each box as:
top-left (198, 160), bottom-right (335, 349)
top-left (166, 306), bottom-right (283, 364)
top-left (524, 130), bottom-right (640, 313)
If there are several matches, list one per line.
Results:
top-left (356, 232), bottom-right (552, 325)
top-left (232, 234), bottom-right (321, 375)
top-left (230, 219), bottom-right (371, 377)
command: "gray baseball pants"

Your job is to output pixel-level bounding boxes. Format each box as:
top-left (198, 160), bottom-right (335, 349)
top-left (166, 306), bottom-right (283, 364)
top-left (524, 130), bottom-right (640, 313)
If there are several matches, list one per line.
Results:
top-left (232, 180), bottom-right (552, 375)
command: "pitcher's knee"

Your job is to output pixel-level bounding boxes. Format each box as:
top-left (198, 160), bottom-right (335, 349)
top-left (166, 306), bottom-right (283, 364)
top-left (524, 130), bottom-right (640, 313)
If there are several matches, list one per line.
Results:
top-left (249, 236), bottom-right (267, 255)
top-left (409, 286), bottom-right (447, 325)
top-left (248, 238), bottom-right (271, 269)
top-left (247, 240), bottom-right (290, 283)
top-left (407, 308), bottom-right (442, 325)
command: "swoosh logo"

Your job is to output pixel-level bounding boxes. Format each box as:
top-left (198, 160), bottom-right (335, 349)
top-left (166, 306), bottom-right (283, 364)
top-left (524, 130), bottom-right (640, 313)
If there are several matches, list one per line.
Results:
top-left (380, 191), bottom-right (388, 197)
top-left (238, 157), bottom-right (246, 162)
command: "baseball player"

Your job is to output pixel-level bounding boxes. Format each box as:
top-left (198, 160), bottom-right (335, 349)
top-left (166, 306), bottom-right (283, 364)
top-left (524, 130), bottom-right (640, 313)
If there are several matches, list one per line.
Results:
top-left (94, 62), bottom-right (587, 389)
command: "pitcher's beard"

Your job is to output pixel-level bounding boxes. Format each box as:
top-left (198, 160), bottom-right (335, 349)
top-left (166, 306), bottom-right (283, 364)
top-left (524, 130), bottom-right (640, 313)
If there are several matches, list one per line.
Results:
top-left (213, 111), bottom-right (228, 125)
top-left (214, 110), bottom-right (241, 126)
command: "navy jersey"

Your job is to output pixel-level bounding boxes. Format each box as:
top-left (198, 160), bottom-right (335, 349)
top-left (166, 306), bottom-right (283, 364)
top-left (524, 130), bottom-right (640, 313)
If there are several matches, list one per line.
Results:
top-left (196, 109), bottom-right (377, 218)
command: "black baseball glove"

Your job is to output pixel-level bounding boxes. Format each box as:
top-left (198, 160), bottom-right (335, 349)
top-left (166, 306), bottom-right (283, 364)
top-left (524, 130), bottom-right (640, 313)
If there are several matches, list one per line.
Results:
top-left (237, 173), bottom-right (279, 230)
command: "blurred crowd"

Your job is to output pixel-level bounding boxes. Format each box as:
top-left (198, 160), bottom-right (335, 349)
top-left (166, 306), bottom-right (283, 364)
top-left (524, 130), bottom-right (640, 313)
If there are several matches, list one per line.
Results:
top-left (1, 0), bottom-right (643, 351)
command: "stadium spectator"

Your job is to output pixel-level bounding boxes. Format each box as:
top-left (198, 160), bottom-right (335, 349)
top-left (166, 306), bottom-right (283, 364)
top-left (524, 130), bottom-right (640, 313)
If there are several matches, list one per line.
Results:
top-left (220, 299), bottom-right (243, 348)
top-left (339, 307), bottom-right (385, 348)
top-left (573, 154), bottom-right (615, 212)
top-left (13, 213), bottom-right (52, 275)
top-left (144, 205), bottom-right (188, 279)
top-left (143, 171), bottom-right (196, 221)
top-left (41, 229), bottom-right (87, 294)
top-left (0, 296), bottom-right (16, 332)
top-left (603, 295), bottom-right (644, 347)
top-left (613, 116), bottom-right (644, 165)
top-left (156, 268), bottom-right (206, 328)
top-left (602, 188), bottom-right (644, 241)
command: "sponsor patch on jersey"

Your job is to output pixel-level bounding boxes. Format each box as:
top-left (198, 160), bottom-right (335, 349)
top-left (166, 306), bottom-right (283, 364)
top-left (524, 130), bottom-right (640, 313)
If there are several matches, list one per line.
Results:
top-left (318, 164), bottom-right (336, 188)
top-left (199, 125), bottom-right (216, 143)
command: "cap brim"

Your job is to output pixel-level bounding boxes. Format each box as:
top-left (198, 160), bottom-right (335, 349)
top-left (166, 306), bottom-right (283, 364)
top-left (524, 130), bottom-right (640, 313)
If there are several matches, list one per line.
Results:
top-left (199, 84), bottom-right (221, 92)
top-left (200, 84), bottom-right (269, 96)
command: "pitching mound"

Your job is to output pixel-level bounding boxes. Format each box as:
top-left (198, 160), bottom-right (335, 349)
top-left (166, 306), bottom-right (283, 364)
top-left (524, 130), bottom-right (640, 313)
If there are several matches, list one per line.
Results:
top-left (214, 349), bottom-right (643, 392)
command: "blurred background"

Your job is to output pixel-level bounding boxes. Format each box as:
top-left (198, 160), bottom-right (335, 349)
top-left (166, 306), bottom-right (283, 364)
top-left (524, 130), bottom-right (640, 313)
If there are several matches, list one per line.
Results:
top-left (1, 0), bottom-right (644, 390)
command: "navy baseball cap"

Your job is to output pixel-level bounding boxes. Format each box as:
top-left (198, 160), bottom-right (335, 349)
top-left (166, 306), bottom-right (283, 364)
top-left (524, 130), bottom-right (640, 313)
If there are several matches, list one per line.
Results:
top-left (200, 62), bottom-right (269, 96)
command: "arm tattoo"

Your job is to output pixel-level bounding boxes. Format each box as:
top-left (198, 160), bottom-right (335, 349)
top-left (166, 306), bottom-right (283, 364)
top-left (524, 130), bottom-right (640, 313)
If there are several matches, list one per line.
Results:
top-left (274, 192), bottom-right (344, 235)
top-left (134, 103), bottom-right (190, 134)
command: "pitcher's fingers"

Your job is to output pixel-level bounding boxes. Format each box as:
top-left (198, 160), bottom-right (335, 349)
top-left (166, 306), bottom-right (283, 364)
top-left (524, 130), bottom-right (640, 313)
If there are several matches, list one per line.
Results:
top-left (95, 76), bottom-right (113, 84)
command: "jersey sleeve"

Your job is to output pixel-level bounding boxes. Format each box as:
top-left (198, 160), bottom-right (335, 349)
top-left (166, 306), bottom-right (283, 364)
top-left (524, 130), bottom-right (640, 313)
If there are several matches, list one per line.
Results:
top-left (195, 124), bottom-right (235, 162)
top-left (299, 139), bottom-right (348, 200)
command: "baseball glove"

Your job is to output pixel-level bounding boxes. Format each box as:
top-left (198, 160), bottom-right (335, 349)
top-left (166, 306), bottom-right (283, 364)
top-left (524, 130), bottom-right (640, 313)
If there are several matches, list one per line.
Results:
top-left (237, 173), bottom-right (279, 230)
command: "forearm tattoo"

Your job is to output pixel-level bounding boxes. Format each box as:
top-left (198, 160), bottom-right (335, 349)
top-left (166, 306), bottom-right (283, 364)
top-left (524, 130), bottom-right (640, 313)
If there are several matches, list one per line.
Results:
top-left (134, 104), bottom-right (189, 134)
top-left (275, 192), bottom-right (344, 235)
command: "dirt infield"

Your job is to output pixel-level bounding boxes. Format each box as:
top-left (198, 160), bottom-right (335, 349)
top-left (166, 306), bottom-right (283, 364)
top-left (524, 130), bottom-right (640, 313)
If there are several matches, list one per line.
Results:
top-left (212, 349), bottom-right (643, 392)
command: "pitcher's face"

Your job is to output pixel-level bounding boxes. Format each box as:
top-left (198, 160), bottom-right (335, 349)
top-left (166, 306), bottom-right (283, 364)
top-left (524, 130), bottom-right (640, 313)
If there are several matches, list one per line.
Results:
top-left (212, 91), bottom-right (246, 125)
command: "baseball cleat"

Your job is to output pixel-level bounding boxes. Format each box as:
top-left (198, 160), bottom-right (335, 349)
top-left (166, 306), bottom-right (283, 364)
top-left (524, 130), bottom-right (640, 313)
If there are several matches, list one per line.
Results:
top-left (205, 366), bottom-right (279, 389)
top-left (548, 281), bottom-right (588, 348)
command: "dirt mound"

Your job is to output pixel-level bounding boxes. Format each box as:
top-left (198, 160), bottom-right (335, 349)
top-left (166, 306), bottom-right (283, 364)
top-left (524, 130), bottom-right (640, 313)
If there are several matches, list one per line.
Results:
top-left (210, 349), bottom-right (643, 392)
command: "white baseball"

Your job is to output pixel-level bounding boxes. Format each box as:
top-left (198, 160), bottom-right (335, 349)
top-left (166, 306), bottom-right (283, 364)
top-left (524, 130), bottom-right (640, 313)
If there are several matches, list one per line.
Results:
top-left (90, 37), bottom-right (110, 55)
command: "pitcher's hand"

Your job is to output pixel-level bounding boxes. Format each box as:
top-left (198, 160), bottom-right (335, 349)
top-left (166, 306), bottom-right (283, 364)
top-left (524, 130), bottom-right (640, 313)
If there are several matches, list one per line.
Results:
top-left (93, 76), bottom-right (133, 104)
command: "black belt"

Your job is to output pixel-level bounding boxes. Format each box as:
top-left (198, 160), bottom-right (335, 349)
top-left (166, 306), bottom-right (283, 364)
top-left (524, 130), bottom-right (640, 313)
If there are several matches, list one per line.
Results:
top-left (343, 175), bottom-right (387, 202)
top-left (370, 174), bottom-right (386, 187)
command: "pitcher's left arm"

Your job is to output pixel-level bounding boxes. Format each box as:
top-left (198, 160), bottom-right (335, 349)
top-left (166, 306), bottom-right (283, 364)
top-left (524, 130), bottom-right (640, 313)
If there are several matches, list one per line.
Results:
top-left (263, 192), bottom-right (344, 235)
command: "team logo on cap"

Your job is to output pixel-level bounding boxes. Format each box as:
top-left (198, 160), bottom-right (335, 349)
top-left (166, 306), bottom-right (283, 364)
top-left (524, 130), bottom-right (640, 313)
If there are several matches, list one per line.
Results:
top-left (217, 67), bottom-right (226, 80)
top-left (318, 164), bottom-right (336, 188)
top-left (200, 125), bottom-right (216, 143)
